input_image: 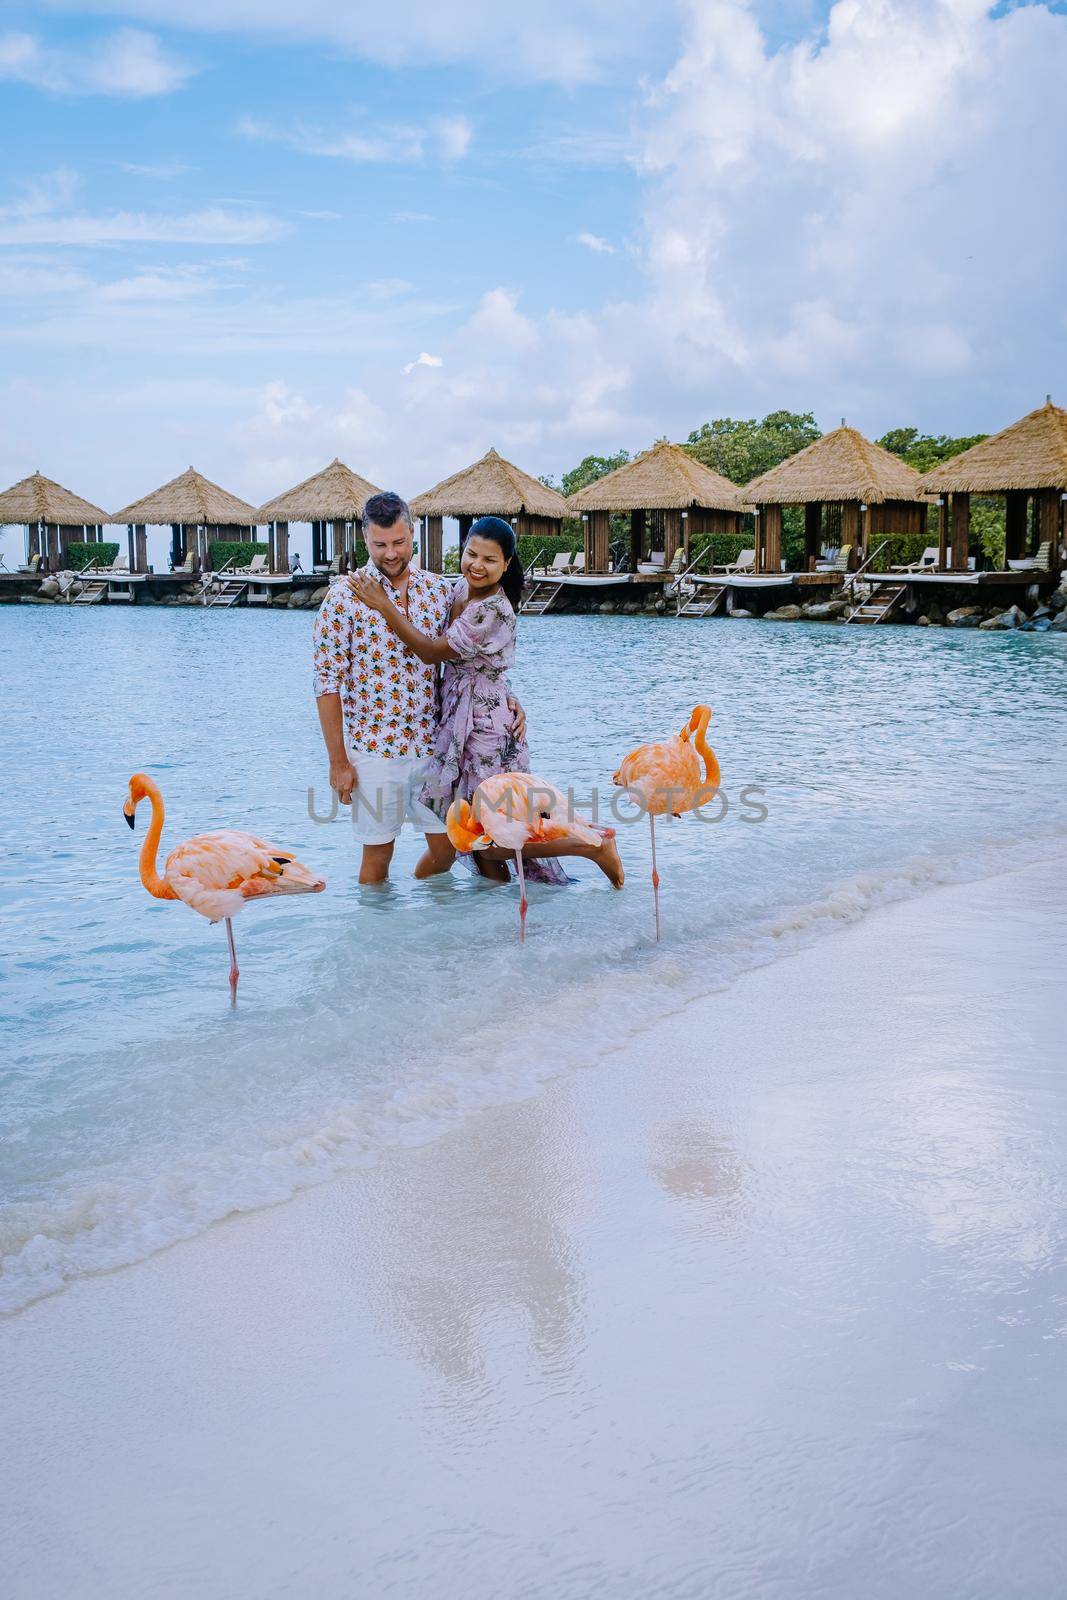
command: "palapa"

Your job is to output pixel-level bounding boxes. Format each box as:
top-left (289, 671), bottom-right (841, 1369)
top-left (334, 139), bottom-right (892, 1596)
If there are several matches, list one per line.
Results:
top-left (0, 471), bottom-right (108, 527)
top-left (567, 441), bottom-right (741, 513)
top-left (257, 458), bottom-right (382, 523)
top-left (918, 401), bottom-right (1067, 496)
top-left (741, 426), bottom-right (925, 506)
top-left (411, 448), bottom-right (567, 520)
top-left (112, 466), bottom-right (257, 526)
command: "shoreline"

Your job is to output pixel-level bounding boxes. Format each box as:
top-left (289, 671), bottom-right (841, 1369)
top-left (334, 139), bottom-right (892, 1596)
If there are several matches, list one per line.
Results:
top-left (2, 858), bottom-right (1066, 1599)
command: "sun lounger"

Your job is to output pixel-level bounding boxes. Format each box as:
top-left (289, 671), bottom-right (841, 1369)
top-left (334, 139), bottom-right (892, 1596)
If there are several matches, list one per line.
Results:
top-left (17, 553), bottom-right (42, 574)
top-left (815, 543), bottom-right (853, 574)
top-left (715, 548), bottom-right (755, 575)
top-left (233, 552), bottom-right (268, 576)
top-left (893, 546), bottom-right (939, 573)
top-left (636, 550), bottom-right (667, 575)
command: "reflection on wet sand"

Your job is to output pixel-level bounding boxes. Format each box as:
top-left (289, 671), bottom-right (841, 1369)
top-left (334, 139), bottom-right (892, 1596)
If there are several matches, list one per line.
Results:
top-left (353, 1092), bottom-right (584, 1391)
top-left (649, 1116), bottom-right (746, 1230)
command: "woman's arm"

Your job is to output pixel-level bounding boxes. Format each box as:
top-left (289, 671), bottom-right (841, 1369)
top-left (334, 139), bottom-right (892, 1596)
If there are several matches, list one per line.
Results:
top-left (348, 573), bottom-right (459, 664)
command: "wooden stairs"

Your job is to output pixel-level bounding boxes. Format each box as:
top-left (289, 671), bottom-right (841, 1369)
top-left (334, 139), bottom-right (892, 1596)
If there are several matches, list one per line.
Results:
top-left (72, 578), bottom-right (109, 604)
top-left (206, 579), bottom-right (248, 608)
top-left (676, 584), bottom-right (726, 618)
top-left (847, 585), bottom-right (906, 624)
top-left (520, 580), bottom-right (563, 616)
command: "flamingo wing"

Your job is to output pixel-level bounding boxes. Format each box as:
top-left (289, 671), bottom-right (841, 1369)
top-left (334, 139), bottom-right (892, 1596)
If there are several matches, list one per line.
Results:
top-left (164, 830), bottom-right (286, 921)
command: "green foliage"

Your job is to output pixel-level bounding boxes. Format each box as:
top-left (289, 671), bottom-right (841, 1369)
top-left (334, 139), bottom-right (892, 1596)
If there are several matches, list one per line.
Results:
top-left (877, 426), bottom-right (987, 473)
top-left (208, 540), bottom-right (269, 572)
top-left (68, 541), bottom-right (119, 571)
top-left (688, 532), bottom-right (752, 570)
top-left (683, 411), bottom-right (822, 485)
top-left (560, 450), bottom-right (630, 498)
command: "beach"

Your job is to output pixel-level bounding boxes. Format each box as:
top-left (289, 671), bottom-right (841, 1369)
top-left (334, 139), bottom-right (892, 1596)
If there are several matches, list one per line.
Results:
top-left (3, 857), bottom-right (1066, 1600)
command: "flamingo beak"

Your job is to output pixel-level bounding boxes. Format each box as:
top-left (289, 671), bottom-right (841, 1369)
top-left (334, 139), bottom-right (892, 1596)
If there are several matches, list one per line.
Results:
top-left (123, 807), bottom-right (136, 830)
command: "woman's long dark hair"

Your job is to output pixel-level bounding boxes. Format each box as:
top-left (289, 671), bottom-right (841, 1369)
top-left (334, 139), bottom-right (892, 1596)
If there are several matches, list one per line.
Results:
top-left (467, 516), bottom-right (524, 613)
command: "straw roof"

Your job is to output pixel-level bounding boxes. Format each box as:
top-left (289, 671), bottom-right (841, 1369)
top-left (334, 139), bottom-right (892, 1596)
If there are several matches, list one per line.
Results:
top-left (919, 401), bottom-right (1067, 496)
top-left (257, 458), bottom-right (382, 522)
top-left (411, 448), bottom-right (567, 520)
top-left (0, 471), bottom-right (108, 527)
top-left (741, 426), bottom-right (925, 506)
top-left (112, 466), bottom-right (257, 526)
top-left (566, 441), bottom-right (741, 513)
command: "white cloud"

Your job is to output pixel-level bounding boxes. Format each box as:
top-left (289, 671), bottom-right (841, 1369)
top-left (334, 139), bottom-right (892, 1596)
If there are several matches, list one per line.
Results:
top-left (238, 112), bottom-right (472, 164)
top-left (0, 168), bottom-right (287, 247)
top-left (391, 211), bottom-right (436, 224)
top-left (577, 232), bottom-right (615, 254)
top-left (116, 160), bottom-right (191, 178)
top-left (403, 352), bottom-right (444, 374)
top-left (0, 27), bottom-right (192, 97)
top-left (42, 1), bottom-right (662, 88)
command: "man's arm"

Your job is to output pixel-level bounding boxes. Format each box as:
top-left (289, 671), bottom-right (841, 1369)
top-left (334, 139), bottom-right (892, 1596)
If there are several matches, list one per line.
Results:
top-left (315, 693), bottom-right (357, 804)
top-left (312, 586), bottom-right (357, 804)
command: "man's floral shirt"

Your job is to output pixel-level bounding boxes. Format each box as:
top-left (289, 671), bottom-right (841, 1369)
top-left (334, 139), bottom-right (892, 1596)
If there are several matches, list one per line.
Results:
top-left (312, 561), bottom-right (452, 757)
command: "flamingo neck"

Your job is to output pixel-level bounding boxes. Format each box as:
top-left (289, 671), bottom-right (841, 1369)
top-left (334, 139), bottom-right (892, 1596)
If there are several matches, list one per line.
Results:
top-left (688, 705), bottom-right (720, 789)
top-left (137, 778), bottom-right (175, 899)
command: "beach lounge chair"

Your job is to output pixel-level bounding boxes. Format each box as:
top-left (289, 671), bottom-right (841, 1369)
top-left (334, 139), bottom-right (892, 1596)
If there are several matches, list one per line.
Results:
top-left (667, 549), bottom-right (687, 577)
top-left (816, 543), bottom-right (853, 574)
top-left (234, 552), bottom-right (268, 576)
top-left (716, 548), bottom-right (755, 575)
top-left (893, 546), bottom-right (939, 573)
top-left (171, 551), bottom-right (198, 575)
top-left (570, 551), bottom-right (586, 574)
top-left (637, 550), bottom-right (667, 575)
top-left (534, 550), bottom-right (575, 578)
top-left (17, 553), bottom-right (42, 574)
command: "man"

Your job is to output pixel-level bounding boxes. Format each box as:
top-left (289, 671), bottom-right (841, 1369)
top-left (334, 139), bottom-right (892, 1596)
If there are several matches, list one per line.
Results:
top-left (312, 490), bottom-right (524, 885)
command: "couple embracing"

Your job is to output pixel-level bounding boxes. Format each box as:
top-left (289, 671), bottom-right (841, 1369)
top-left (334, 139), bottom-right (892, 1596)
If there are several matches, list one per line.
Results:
top-left (312, 491), bottom-right (624, 889)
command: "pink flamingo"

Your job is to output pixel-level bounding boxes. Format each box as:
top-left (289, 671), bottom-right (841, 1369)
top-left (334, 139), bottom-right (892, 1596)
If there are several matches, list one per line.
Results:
top-left (613, 705), bottom-right (720, 941)
top-left (446, 772), bottom-right (611, 939)
top-left (123, 772), bottom-right (326, 997)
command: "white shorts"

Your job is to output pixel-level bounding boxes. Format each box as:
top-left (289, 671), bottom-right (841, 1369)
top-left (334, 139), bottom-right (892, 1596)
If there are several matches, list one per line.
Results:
top-left (350, 751), bottom-right (447, 847)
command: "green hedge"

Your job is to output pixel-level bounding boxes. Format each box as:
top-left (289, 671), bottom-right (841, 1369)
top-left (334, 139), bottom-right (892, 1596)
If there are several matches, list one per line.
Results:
top-left (69, 541), bottom-right (119, 571)
top-left (209, 540), bottom-right (268, 572)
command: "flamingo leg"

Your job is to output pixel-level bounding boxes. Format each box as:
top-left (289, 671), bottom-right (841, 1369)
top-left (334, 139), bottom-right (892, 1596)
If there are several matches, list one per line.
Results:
top-left (225, 916), bottom-right (240, 999)
top-left (514, 849), bottom-right (528, 942)
top-left (649, 813), bottom-right (661, 943)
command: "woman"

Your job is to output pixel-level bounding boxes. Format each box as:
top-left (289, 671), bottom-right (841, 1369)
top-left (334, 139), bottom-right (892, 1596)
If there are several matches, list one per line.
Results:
top-left (349, 516), bottom-right (623, 887)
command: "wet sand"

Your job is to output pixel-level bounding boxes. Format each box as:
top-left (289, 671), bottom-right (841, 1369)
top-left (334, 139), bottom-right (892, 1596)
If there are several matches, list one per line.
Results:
top-left (2, 859), bottom-right (1065, 1600)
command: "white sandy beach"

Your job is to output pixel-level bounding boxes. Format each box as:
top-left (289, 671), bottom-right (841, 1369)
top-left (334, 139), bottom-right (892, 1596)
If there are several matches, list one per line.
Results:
top-left (3, 858), bottom-right (1066, 1600)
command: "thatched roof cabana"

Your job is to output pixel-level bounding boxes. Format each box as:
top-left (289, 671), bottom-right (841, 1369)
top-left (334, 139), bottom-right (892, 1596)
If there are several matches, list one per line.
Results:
top-left (741, 426), bottom-right (927, 574)
top-left (0, 472), bottom-right (109, 572)
top-left (411, 447), bottom-right (566, 570)
top-left (918, 402), bottom-right (1067, 573)
top-left (257, 458), bottom-right (382, 573)
top-left (566, 442), bottom-right (742, 574)
top-left (112, 467), bottom-right (258, 573)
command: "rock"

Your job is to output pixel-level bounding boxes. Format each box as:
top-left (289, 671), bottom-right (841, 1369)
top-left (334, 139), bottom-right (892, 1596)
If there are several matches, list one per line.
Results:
top-left (916, 614), bottom-right (932, 626)
top-left (596, 600), bottom-right (616, 614)
top-left (22, 593), bottom-right (54, 604)
top-left (39, 577), bottom-right (60, 597)
top-left (764, 604), bottom-right (802, 621)
top-left (622, 599), bottom-right (642, 614)
top-left (979, 605), bottom-right (1026, 630)
top-left (310, 585), bottom-right (329, 605)
top-left (1031, 617), bottom-right (1053, 631)
top-left (947, 605), bottom-right (983, 626)
top-left (730, 607), bottom-right (753, 619)
top-left (1050, 612), bottom-right (1067, 631)
top-left (1049, 587), bottom-right (1067, 612)
top-left (272, 591), bottom-right (291, 607)
top-left (1032, 604), bottom-right (1051, 620)
top-left (801, 599), bottom-right (848, 620)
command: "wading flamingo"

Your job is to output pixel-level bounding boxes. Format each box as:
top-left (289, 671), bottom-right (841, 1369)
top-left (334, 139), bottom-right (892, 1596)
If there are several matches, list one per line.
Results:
top-left (123, 772), bottom-right (326, 998)
top-left (446, 772), bottom-right (611, 939)
top-left (613, 705), bottom-right (719, 941)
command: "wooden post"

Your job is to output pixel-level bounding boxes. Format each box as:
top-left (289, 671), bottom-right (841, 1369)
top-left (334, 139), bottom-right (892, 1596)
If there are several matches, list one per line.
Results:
top-left (1036, 487), bottom-right (1059, 557)
top-left (423, 515), bottom-right (444, 573)
top-left (663, 509), bottom-right (684, 566)
top-left (584, 510), bottom-right (610, 573)
top-left (27, 522), bottom-right (40, 562)
top-left (457, 515), bottom-right (473, 550)
top-left (134, 524), bottom-right (147, 573)
top-left (127, 524), bottom-right (136, 570)
top-left (332, 518), bottom-right (347, 567)
top-left (804, 503), bottom-right (821, 571)
top-left (45, 524), bottom-right (61, 571)
top-left (839, 501), bottom-right (859, 568)
top-left (937, 498), bottom-right (950, 570)
top-left (629, 508), bottom-right (645, 571)
top-left (274, 521), bottom-right (290, 573)
top-left (757, 504), bottom-right (782, 572)
top-left (949, 492), bottom-right (970, 571)
top-left (1004, 490), bottom-right (1027, 563)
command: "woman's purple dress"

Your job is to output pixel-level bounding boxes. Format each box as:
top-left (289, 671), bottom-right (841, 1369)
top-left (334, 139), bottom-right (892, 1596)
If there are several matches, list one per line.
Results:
top-left (422, 579), bottom-right (569, 885)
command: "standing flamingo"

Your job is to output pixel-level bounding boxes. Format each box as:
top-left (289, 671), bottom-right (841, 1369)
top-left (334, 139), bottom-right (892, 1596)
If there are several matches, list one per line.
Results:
top-left (613, 705), bottom-right (720, 941)
top-left (446, 772), bottom-right (610, 939)
top-left (123, 772), bottom-right (326, 998)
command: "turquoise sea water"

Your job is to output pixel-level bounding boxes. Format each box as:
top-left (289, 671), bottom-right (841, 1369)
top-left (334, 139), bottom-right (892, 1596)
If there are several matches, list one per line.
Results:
top-left (2, 607), bottom-right (1067, 1314)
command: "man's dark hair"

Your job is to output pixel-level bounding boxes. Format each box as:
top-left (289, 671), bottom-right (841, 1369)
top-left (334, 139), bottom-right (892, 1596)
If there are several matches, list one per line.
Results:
top-left (362, 490), bottom-right (412, 536)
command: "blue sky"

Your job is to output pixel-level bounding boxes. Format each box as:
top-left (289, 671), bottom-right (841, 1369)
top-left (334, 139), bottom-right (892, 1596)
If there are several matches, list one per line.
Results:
top-left (2, 1), bottom-right (1067, 563)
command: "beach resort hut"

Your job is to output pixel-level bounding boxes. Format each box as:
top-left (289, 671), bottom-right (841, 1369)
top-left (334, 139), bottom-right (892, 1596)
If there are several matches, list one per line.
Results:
top-left (410, 448), bottom-right (567, 572)
top-left (566, 442), bottom-right (741, 575)
top-left (742, 426), bottom-right (927, 574)
top-left (0, 472), bottom-right (109, 572)
top-left (112, 467), bottom-right (258, 574)
top-left (257, 458), bottom-right (382, 574)
top-left (918, 400), bottom-right (1067, 575)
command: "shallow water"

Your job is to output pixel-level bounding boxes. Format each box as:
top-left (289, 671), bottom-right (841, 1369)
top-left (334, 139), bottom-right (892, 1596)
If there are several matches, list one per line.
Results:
top-left (2, 606), bottom-right (1067, 1312)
